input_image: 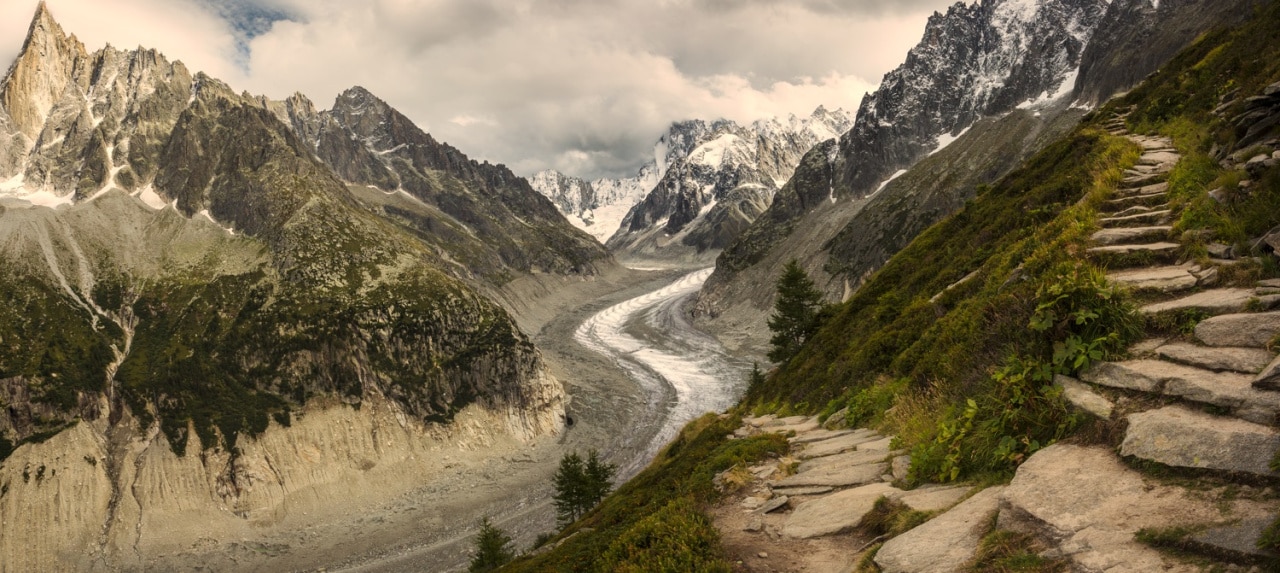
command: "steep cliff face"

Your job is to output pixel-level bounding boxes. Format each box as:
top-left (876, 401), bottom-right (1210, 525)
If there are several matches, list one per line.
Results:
top-left (0, 6), bottom-right (569, 569)
top-left (698, 0), bottom-right (1250, 354)
top-left (1072, 0), bottom-right (1265, 104)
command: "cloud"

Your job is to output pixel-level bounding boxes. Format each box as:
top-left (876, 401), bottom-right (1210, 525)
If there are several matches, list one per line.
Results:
top-left (0, 0), bottom-right (955, 180)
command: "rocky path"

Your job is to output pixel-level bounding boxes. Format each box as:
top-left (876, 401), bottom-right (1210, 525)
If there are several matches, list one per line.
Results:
top-left (711, 115), bottom-right (1280, 572)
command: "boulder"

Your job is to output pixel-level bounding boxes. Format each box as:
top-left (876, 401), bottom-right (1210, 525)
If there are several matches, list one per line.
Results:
top-left (875, 487), bottom-right (1003, 573)
top-left (1121, 406), bottom-right (1280, 476)
top-left (781, 483), bottom-right (902, 539)
top-left (999, 444), bottom-right (1221, 572)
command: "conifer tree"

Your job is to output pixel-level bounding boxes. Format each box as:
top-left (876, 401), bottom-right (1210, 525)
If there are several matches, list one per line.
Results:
top-left (469, 517), bottom-right (514, 572)
top-left (552, 449), bottom-right (615, 527)
top-left (583, 450), bottom-right (616, 508)
top-left (767, 260), bottom-right (825, 364)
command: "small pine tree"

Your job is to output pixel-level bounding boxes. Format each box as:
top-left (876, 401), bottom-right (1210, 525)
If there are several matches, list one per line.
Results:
top-left (767, 260), bottom-right (825, 364)
top-left (552, 452), bottom-right (587, 526)
top-left (748, 362), bottom-right (766, 391)
top-left (583, 450), bottom-right (616, 509)
top-left (469, 517), bottom-right (514, 572)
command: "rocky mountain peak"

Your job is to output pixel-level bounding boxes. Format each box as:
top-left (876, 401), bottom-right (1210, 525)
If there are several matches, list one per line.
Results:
top-left (2, 2), bottom-right (87, 142)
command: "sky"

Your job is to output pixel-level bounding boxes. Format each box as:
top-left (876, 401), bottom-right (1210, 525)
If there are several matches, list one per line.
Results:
top-left (0, 0), bottom-right (957, 180)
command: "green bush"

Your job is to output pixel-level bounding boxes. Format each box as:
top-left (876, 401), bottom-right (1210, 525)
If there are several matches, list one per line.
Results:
top-left (596, 499), bottom-right (732, 573)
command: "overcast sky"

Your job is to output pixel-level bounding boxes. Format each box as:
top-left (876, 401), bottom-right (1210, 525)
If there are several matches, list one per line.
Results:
top-left (0, 0), bottom-right (956, 179)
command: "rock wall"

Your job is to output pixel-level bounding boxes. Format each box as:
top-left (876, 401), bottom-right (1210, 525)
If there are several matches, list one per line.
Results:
top-left (0, 386), bottom-right (562, 572)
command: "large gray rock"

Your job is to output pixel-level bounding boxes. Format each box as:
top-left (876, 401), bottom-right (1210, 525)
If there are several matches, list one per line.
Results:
top-left (781, 482), bottom-right (902, 539)
top-left (1079, 360), bottom-right (1166, 392)
top-left (772, 461), bottom-right (887, 489)
top-left (999, 444), bottom-right (1221, 572)
top-left (874, 486), bottom-right (1003, 573)
top-left (1253, 353), bottom-right (1280, 391)
top-left (1141, 288), bottom-right (1271, 315)
top-left (1196, 311), bottom-right (1280, 347)
top-left (1081, 359), bottom-right (1280, 422)
top-left (1156, 342), bottom-right (1273, 374)
top-left (1091, 226), bottom-right (1172, 245)
top-left (1121, 406), bottom-right (1280, 476)
top-left (1106, 265), bottom-right (1197, 293)
top-left (1055, 375), bottom-right (1114, 419)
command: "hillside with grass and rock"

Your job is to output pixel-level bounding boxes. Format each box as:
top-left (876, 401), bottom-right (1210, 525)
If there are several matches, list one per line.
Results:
top-left (502, 2), bottom-right (1280, 570)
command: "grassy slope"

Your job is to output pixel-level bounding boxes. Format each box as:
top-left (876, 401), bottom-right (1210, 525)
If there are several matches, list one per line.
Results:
top-left (509, 3), bottom-right (1280, 568)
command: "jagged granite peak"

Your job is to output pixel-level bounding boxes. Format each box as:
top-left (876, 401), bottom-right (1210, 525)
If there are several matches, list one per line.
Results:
top-left (1, 1), bottom-right (87, 143)
top-left (275, 85), bottom-right (611, 278)
top-left (531, 106), bottom-right (852, 253)
top-left (840, 0), bottom-right (1105, 197)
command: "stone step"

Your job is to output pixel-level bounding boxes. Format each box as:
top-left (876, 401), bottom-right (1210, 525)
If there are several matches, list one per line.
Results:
top-left (772, 460), bottom-right (887, 488)
top-left (795, 448), bottom-right (886, 474)
top-left (1137, 151), bottom-right (1181, 166)
top-left (1099, 209), bottom-right (1172, 227)
top-left (1116, 181), bottom-right (1170, 197)
top-left (1187, 519), bottom-right (1280, 565)
top-left (794, 430), bottom-right (883, 459)
top-left (1196, 311), bottom-right (1280, 348)
top-left (1055, 374), bottom-right (1114, 418)
top-left (1121, 406), bottom-right (1280, 477)
top-left (874, 487), bottom-right (1002, 573)
top-left (1080, 359), bottom-right (1280, 424)
top-left (1155, 342), bottom-right (1275, 374)
top-left (788, 428), bottom-right (855, 444)
top-left (781, 482), bottom-right (902, 539)
top-left (1088, 242), bottom-right (1181, 268)
top-left (1109, 204), bottom-right (1161, 218)
top-left (1121, 173), bottom-right (1167, 188)
top-left (1107, 265), bottom-right (1199, 293)
top-left (1091, 226), bottom-right (1172, 245)
top-left (1104, 193), bottom-right (1169, 213)
top-left (1142, 288), bottom-right (1280, 316)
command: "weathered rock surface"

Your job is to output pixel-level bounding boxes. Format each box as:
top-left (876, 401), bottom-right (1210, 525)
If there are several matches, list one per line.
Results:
top-left (1255, 354), bottom-right (1280, 390)
top-left (875, 487), bottom-right (1002, 573)
top-left (1196, 311), bottom-right (1280, 347)
top-left (1142, 288), bottom-right (1271, 315)
top-left (999, 444), bottom-right (1218, 573)
top-left (1189, 519), bottom-right (1280, 563)
top-left (1155, 342), bottom-right (1273, 374)
top-left (1055, 374), bottom-right (1114, 418)
top-left (1091, 225), bottom-right (1172, 245)
top-left (1107, 265), bottom-right (1197, 292)
top-left (896, 485), bottom-right (971, 512)
top-left (795, 432), bottom-right (883, 459)
top-left (796, 449), bottom-right (887, 474)
top-left (781, 482), bottom-right (902, 539)
top-left (772, 461), bottom-right (887, 489)
top-left (1121, 406), bottom-right (1280, 476)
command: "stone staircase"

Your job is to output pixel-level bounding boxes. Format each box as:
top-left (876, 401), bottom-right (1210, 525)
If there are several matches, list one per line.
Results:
top-left (714, 113), bottom-right (1280, 572)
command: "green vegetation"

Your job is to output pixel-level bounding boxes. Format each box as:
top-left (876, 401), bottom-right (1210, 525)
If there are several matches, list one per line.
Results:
top-left (767, 259), bottom-right (829, 364)
top-left (470, 518), bottom-right (515, 572)
top-left (504, 414), bottom-right (786, 572)
top-left (551, 450), bottom-right (616, 527)
top-left (968, 529), bottom-right (1068, 572)
top-left (1261, 515), bottom-right (1280, 552)
top-left (859, 496), bottom-right (933, 538)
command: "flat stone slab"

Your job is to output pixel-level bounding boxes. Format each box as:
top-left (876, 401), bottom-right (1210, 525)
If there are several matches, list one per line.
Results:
top-left (1189, 519), bottom-right (1280, 562)
top-left (1079, 360), bottom-right (1167, 392)
top-left (770, 486), bottom-right (834, 496)
top-left (772, 461), bottom-right (887, 488)
top-left (1196, 311), bottom-right (1280, 347)
top-left (782, 482), bottom-right (902, 539)
top-left (1255, 354), bottom-right (1280, 391)
top-left (1122, 406), bottom-right (1280, 476)
top-left (769, 421), bottom-right (821, 435)
top-left (788, 428), bottom-right (855, 444)
top-left (1088, 241), bottom-right (1180, 258)
top-left (1055, 374), bottom-right (1114, 418)
top-left (1108, 266), bottom-right (1198, 293)
top-left (1104, 192), bottom-right (1169, 210)
top-left (796, 431), bottom-right (882, 459)
top-left (797, 448), bottom-right (887, 474)
top-left (1121, 173), bottom-right (1166, 187)
top-left (757, 495), bottom-right (790, 514)
top-left (896, 485), bottom-right (971, 512)
top-left (875, 486), bottom-right (1002, 573)
top-left (1111, 205), bottom-right (1158, 217)
top-left (1155, 342), bottom-right (1274, 374)
top-left (1141, 288), bottom-right (1263, 315)
top-left (1099, 209), bottom-right (1172, 227)
top-left (1137, 151), bottom-right (1181, 166)
top-left (1000, 444), bottom-right (1222, 573)
top-left (1091, 226), bottom-right (1172, 245)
